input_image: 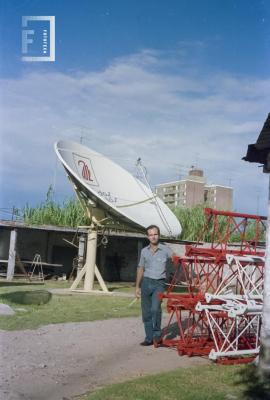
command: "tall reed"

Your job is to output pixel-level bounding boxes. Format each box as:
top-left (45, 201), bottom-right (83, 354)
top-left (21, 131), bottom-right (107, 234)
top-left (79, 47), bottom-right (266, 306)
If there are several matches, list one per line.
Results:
top-left (173, 204), bottom-right (265, 243)
top-left (22, 187), bottom-right (89, 227)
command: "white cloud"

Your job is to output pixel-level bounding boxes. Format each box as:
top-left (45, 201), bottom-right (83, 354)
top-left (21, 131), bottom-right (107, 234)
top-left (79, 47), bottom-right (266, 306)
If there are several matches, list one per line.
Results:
top-left (0, 49), bottom-right (269, 214)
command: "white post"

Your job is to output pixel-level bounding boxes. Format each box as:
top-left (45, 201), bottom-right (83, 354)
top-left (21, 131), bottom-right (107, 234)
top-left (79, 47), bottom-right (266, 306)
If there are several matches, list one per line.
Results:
top-left (84, 228), bottom-right (97, 291)
top-left (77, 234), bottom-right (85, 276)
top-left (137, 240), bottom-right (143, 263)
top-left (7, 229), bottom-right (17, 281)
top-left (260, 175), bottom-right (270, 374)
top-left (70, 226), bottom-right (108, 293)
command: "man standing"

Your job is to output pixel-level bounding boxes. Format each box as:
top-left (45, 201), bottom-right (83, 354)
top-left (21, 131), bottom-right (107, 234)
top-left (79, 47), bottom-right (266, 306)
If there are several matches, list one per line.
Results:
top-left (135, 225), bottom-right (173, 346)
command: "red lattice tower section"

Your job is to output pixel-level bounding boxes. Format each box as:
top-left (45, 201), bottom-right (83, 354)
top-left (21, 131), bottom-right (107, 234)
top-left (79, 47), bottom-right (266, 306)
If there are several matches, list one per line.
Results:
top-left (159, 208), bottom-right (266, 364)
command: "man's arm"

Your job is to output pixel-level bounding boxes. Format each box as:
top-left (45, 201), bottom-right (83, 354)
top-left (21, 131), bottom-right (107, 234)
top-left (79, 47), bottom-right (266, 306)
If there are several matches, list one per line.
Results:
top-left (167, 245), bottom-right (175, 261)
top-left (135, 266), bottom-right (144, 298)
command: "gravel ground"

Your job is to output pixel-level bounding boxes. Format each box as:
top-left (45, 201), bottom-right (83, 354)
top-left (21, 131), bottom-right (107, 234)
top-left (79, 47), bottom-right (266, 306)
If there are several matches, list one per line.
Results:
top-left (0, 316), bottom-right (209, 400)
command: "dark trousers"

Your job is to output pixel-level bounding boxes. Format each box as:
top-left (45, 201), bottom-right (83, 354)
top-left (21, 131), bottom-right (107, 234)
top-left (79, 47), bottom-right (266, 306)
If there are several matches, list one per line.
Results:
top-left (141, 277), bottom-right (165, 342)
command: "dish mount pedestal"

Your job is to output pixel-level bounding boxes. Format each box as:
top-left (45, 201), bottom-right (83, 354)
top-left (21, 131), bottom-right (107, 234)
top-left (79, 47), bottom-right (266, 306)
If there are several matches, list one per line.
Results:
top-left (69, 184), bottom-right (109, 293)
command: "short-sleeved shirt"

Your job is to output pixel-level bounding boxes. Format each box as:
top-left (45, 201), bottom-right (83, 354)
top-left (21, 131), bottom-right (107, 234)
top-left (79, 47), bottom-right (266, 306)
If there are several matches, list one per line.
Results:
top-left (138, 243), bottom-right (173, 280)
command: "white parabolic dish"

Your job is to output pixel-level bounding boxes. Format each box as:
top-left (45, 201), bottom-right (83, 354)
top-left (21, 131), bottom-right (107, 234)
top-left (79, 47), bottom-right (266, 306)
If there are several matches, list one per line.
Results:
top-left (55, 140), bottom-right (182, 238)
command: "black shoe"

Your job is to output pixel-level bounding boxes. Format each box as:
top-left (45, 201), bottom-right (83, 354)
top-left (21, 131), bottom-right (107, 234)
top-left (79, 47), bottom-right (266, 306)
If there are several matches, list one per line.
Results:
top-left (153, 337), bottom-right (162, 347)
top-left (140, 340), bottom-right (153, 346)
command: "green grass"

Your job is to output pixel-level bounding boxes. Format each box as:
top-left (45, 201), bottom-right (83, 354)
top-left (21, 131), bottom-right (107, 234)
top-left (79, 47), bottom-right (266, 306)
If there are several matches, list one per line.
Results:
top-left (0, 280), bottom-right (141, 330)
top-left (77, 364), bottom-right (247, 400)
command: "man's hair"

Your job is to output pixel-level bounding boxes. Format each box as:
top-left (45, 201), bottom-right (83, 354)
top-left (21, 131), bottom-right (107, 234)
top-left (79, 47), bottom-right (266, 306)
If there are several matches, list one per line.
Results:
top-left (146, 225), bottom-right (160, 236)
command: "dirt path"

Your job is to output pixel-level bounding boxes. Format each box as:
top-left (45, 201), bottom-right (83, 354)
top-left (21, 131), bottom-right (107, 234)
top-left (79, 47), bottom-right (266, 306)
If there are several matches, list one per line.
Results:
top-left (0, 317), bottom-right (208, 400)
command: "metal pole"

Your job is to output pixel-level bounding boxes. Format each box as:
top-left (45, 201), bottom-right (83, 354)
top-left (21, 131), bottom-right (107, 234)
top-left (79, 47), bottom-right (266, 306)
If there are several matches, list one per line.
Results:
top-left (260, 174), bottom-right (270, 374)
top-left (84, 227), bottom-right (97, 291)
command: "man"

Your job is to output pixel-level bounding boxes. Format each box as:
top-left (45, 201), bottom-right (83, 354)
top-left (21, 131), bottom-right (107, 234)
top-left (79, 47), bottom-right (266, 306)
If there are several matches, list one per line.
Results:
top-left (135, 224), bottom-right (174, 346)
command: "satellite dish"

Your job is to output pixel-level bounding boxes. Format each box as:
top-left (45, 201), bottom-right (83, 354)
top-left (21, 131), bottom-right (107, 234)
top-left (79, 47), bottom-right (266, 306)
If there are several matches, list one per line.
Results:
top-left (54, 140), bottom-right (182, 238)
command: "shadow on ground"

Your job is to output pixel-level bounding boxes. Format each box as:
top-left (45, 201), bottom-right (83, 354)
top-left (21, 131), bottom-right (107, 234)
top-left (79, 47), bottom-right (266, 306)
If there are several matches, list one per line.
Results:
top-left (236, 364), bottom-right (270, 400)
top-left (1, 290), bottom-right (52, 305)
top-left (108, 285), bottom-right (134, 292)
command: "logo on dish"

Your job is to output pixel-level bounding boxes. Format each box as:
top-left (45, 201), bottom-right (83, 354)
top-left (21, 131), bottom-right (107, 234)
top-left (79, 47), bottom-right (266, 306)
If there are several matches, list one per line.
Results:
top-left (21, 16), bottom-right (55, 62)
top-left (78, 160), bottom-right (93, 181)
top-left (73, 153), bottom-right (99, 186)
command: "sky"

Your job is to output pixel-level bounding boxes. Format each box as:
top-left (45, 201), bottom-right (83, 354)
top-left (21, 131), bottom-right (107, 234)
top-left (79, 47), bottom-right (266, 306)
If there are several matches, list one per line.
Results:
top-left (0, 0), bottom-right (270, 219)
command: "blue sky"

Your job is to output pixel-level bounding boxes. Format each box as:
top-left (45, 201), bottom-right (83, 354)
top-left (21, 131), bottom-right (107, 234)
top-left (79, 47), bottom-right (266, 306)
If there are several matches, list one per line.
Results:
top-left (1, 0), bottom-right (269, 77)
top-left (0, 0), bottom-right (270, 218)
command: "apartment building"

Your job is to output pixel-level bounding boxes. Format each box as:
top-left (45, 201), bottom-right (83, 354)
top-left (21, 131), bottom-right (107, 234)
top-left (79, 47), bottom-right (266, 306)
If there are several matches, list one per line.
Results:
top-left (155, 169), bottom-right (233, 210)
top-left (204, 184), bottom-right (233, 210)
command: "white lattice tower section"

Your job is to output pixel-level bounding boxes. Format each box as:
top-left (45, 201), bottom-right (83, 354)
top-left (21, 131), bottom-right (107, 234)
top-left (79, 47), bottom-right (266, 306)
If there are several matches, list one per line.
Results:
top-left (195, 254), bottom-right (264, 361)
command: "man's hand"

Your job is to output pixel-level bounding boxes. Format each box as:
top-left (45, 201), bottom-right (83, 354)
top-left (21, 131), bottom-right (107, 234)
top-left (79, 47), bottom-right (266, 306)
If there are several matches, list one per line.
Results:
top-left (135, 266), bottom-right (144, 298)
top-left (135, 287), bottom-right (141, 299)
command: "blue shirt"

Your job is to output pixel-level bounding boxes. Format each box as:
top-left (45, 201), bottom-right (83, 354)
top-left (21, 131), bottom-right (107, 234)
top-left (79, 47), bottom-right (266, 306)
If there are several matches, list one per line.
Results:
top-left (138, 243), bottom-right (173, 280)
